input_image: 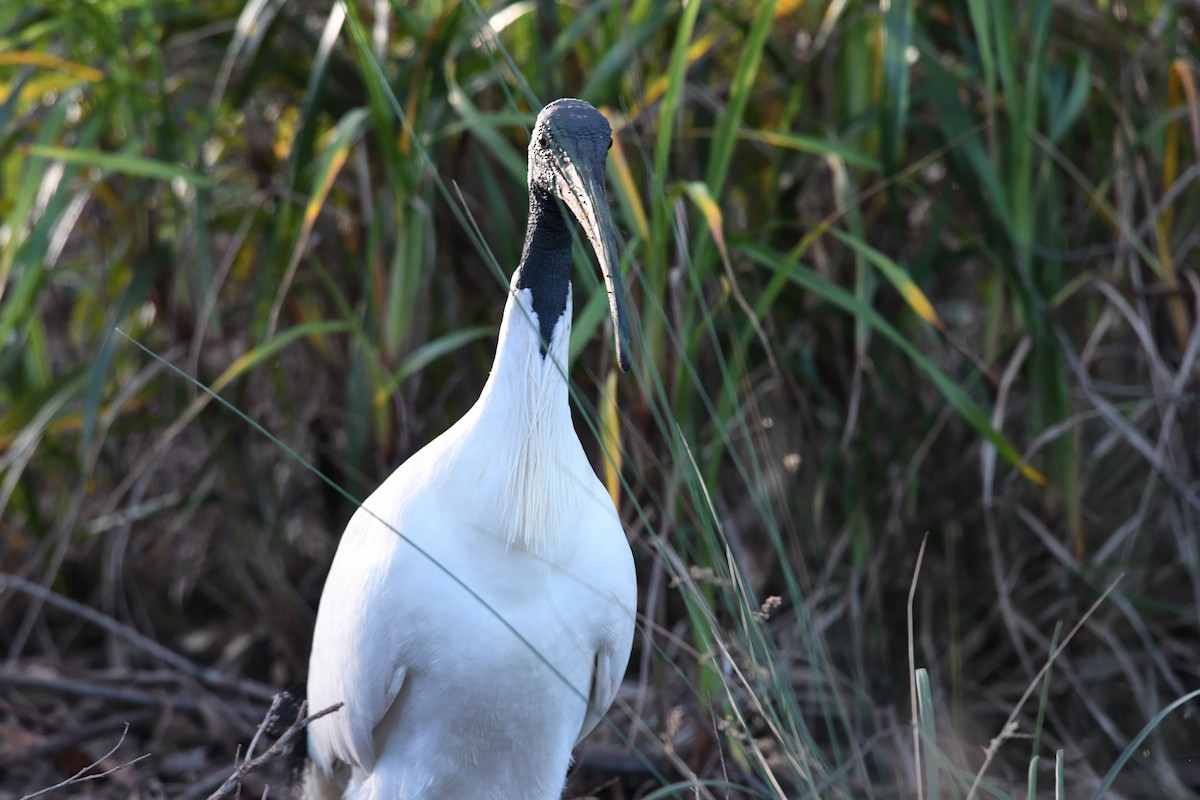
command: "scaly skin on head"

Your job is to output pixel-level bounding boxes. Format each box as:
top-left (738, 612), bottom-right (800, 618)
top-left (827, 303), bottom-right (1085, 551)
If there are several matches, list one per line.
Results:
top-left (515, 99), bottom-right (631, 371)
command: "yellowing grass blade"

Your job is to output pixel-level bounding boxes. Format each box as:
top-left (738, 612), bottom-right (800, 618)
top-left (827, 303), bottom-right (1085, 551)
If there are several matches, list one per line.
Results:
top-left (683, 180), bottom-right (784, 376)
top-left (1170, 58), bottom-right (1200, 157)
top-left (211, 322), bottom-right (349, 396)
top-left (830, 228), bottom-right (943, 329)
top-left (0, 397), bottom-right (148, 452)
top-left (627, 31), bottom-right (719, 126)
top-left (682, 181), bottom-right (729, 266)
top-left (600, 367), bottom-right (622, 507)
top-left (1160, 59), bottom-right (1197, 348)
top-left (0, 52), bottom-right (104, 82)
top-left (267, 108), bottom-right (368, 336)
top-left (303, 108), bottom-right (368, 230)
top-left (604, 116), bottom-right (649, 243)
top-left (288, 295), bottom-right (333, 358)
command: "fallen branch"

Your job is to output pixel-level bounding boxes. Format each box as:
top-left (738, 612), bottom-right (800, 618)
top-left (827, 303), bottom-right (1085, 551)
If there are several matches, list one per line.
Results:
top-left (0, 708), bottom-right (156, 766)
top-left (0, 668), bottom-right (201, 714)
top-left (0, 572), bottom-right (276, 702)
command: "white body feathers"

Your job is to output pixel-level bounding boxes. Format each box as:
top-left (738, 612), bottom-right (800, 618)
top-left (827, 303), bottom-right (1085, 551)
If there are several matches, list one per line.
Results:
top-left (306, 281), bottom-right (637, 800)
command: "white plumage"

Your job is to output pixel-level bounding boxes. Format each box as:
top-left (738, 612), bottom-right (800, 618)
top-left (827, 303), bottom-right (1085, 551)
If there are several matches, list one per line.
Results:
top-left (305, 99), bottom-right (637, 800)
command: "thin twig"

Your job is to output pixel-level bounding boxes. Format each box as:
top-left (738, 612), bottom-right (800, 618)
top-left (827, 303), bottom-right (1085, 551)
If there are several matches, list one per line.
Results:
top-left (20, 723), bottom-right (150, 800)
top-left (0, 572), bottom-right (275, 701)
top-left (205, 700), bottom-right (344, 800)
top-left (244, 693), bottom-right (286, 763)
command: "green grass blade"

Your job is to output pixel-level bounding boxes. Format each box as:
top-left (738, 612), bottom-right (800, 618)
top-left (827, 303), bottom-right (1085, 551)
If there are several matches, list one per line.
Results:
top-left (339, 0), bottom-right (401, 179)
top-left (916, 668), bottom-right (941, 800)
top-left (653, 1), bottom-right (700, 186)
top-left (1048, 56), bottom-right (1091, 143)
top-left (738, 128), bottom-right (881, 170)
top-left (966, 0), bottom-right (995, 113)
top-left (26, 145), bottom-right (215, 187)
top-left (705, 0), bottom-right (776, 194)
top-left (380, 326), bottom-right (493, 399)
top-left (1030, 622), bottom-right (1062, 777)
top-left (881, 0), bottom-right (915, 172)
top-left (1091, 688), bottom-right (1200, 800)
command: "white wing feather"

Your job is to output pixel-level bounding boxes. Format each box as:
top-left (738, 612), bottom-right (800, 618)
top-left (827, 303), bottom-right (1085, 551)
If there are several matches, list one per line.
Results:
top-left (307, 502), bottom-right (412, 774)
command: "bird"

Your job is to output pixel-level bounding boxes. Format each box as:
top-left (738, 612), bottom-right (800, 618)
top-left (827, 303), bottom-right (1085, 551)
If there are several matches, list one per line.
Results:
top-left (304, 98), bottom-right (637, 800)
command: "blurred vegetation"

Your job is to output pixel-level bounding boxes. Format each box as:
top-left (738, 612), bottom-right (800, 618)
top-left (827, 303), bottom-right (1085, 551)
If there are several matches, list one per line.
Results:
top-left (2, 0), bottom-right (1199, 797)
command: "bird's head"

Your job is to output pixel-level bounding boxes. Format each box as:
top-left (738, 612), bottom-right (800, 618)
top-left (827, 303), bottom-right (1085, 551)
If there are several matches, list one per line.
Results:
top-left (528, 98), bottom-right (631, 372)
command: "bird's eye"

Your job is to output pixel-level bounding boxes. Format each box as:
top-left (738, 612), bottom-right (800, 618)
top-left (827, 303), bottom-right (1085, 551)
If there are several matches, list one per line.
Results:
top-left (537, 133), bottom-right (550, 149)
top-left (607, 137), bottom-right (613, 151)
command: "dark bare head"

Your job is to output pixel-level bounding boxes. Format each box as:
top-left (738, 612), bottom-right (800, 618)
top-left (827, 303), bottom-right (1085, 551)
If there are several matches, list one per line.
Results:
top-left (520, 99), bottom-right (631, 371)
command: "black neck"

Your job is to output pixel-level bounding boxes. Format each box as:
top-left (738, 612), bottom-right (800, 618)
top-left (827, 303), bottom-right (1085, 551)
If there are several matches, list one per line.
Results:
top-left (514, 187), bottom-right (572, 355)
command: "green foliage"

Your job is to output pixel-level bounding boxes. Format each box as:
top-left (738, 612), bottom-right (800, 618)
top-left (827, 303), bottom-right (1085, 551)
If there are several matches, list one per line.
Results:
top-left (3, 1), bottom-right (1199, 797)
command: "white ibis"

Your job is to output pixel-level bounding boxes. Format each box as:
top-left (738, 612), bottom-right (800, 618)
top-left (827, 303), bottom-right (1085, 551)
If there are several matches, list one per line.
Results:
top-left (304, 99), bottom-right (637, 800)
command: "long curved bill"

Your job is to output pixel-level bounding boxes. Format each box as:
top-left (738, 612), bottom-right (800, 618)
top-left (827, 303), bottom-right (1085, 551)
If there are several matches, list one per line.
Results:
top-left (555, 158), bottom-right (632, 372)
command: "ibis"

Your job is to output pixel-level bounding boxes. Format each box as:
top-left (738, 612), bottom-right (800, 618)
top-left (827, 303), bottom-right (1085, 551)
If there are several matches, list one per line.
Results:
top-left (305, 99), bottom-right (637, 800)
